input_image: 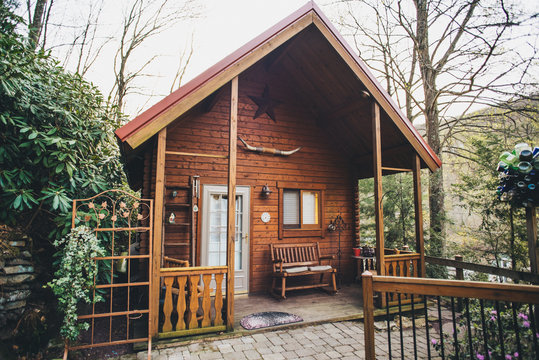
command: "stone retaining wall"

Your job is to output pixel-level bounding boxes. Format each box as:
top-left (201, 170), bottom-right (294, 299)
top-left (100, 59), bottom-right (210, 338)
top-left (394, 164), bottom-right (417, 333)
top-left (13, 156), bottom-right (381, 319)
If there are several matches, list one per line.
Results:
top-left (0, 229), bottom-right (35, 340)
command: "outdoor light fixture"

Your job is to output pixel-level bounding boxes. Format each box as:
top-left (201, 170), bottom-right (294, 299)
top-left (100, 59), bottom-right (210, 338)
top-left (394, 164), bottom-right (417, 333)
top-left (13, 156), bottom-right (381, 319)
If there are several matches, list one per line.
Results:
top-left (261, 184), bottom-right (272, 198)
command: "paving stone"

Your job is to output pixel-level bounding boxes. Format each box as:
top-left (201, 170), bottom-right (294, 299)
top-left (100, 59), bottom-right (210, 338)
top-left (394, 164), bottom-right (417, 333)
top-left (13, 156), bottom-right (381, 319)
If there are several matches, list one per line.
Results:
top-left (324, 350), bottom-right (341, 359)
top-left (256, 347), bottom-right (273, 355)
top-left (242, 336), bottom-right (256, 344)
top-left (243, 349), bottom-right (262, 360)
top-left (222, 352), bottom-right (247, 360)
top-left (269, 345), bottom-right (284, 353)
top-left (251, 333), bottom-right (268, 342)
top-left (313, 353), bottom-right (330, 360)
top-left (294, 347), bottom-right (316, 357)
top-left (261, 354), bottom-right (285, 360)
top-left (267, 336), bottom-right (285, 346)
top-left (280, 351), bottom-right (297, 359)
top-left (233, 343), bottom-right (254, 352)
top-left (218, 344), bottom-right (234, 354)
top-left (199, 352), bottom-right (222, 360)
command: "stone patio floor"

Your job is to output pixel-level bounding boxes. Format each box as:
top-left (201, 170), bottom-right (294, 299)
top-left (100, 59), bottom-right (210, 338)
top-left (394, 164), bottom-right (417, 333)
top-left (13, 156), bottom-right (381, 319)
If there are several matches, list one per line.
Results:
top-left (121, 319), bottom-right (441, 360)
top-left (116, 285), bottom-right (449, 359)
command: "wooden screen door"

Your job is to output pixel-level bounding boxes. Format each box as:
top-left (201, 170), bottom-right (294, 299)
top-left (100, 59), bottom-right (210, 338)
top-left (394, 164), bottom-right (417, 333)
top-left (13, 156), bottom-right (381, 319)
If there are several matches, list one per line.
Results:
top-left (201, 185), bottom-right (250, 293)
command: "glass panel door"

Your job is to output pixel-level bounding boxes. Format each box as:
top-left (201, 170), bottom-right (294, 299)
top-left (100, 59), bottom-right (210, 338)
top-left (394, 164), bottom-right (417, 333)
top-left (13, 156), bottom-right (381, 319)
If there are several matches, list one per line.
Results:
top-left (202, 185), bottom-right (249, 293)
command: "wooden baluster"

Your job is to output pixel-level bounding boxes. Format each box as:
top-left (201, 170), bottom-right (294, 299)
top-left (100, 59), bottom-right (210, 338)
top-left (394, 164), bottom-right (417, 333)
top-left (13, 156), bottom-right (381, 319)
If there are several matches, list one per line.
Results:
top-left (413, 258), bottom-right (419, 277)
top-left (187, 275), bottom-right (199, 329)
top-left (175, 275), bottom-right (187, 331)
top-left (385, 263), bottom-right (393, 302)
top-left (162, 277), bottom-right (174, 332)
top-left (201, 274), bottom-right (212, 327)
top-left (400, 260), bottom-right (405, 277)
top-left (214, 274), bottom-right (224, 326)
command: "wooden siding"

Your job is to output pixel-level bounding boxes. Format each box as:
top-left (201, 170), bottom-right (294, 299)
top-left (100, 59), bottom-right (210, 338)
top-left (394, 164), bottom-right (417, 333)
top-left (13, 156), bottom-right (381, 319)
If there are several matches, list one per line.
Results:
top-left (144, 63), bottom-right (356, 293)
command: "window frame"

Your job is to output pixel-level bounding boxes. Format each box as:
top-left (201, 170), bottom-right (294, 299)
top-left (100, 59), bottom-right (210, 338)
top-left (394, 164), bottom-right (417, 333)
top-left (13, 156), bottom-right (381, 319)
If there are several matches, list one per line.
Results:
top-left (278, 182), bottom-right (325, 239)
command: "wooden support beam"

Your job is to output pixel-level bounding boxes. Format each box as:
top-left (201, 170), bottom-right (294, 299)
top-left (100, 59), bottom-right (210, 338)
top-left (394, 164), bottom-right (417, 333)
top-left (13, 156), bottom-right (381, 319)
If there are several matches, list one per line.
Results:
top-left (165, 150), bottom-right (228, 159)
top-left (382, 166), bottom-right (412, 173)
top-left (226, 76), bottom-right (238, 331)
top-left (372, 102), bottom-right (385, 276)
top-left (412, 154), bottom-right (426, 277)
top-left (264, 33), bottom-right (302, 71)
top-left (202, 87), bottom-right (224, 113)
top-left (150, 128), bottom-right (166, 337)
top-left (527, 207), bottom-right (538, 274)
top-left (362, 271), bottom-right (376, 360)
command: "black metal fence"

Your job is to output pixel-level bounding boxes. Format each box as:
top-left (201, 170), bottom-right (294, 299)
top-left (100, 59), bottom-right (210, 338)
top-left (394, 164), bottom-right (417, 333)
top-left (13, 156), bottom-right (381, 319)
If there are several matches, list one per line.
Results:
top-left (362, 274), bottom-right (539, 359)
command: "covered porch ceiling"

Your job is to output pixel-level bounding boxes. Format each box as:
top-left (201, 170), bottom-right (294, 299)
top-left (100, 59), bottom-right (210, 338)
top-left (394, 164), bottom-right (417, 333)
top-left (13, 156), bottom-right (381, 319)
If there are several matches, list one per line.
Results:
top-left (259, 24), bottom-right (421, 179)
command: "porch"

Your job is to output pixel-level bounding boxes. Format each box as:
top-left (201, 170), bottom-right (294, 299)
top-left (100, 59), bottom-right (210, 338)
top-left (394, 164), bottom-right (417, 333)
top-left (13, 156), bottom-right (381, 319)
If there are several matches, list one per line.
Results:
top-left (234, 285), bottom-right (364, 330)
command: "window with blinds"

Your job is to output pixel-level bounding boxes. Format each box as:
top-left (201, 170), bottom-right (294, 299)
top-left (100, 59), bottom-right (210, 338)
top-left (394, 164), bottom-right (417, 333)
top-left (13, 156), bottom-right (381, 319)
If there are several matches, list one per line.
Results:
top-left (283, 190), bottom-right (299, 228)
top-left (282, 189), bottom-right (320, 229)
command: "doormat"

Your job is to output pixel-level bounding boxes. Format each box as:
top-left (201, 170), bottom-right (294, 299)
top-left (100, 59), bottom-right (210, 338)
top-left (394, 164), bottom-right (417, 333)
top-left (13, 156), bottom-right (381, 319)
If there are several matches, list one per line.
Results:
top-left (240, 311), bottom-right (303, 330)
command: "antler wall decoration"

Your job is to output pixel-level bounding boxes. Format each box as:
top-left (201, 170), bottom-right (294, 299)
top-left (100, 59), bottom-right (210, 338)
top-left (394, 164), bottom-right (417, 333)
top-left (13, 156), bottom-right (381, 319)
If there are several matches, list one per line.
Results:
top-left (238, 137), bottom-right (301, 156)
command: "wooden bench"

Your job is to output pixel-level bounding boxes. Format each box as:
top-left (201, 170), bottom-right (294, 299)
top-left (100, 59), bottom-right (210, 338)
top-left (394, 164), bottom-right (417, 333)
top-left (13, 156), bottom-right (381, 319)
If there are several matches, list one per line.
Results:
top-left (270, 243), bottom-right (337, 299)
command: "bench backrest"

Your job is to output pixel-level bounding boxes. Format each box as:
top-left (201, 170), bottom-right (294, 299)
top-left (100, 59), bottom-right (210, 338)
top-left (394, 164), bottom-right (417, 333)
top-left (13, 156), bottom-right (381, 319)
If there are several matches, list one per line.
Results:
top-left (270, 243), bottom-right (321, 270)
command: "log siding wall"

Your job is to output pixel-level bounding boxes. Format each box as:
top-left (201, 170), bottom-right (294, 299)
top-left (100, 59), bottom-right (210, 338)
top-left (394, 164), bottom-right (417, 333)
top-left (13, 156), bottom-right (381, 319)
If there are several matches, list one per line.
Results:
top-left (143, 68), bottom-right (357, 293)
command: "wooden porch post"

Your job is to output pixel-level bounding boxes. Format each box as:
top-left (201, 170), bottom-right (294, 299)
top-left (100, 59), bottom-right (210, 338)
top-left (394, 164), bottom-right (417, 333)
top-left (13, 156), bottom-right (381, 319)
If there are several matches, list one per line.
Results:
top-left (362, 271), bottom-right (376, 360)
top-left (372, 102), bottom-right (385, 276)
top-left (226, 76), bottom-right (238, 331)
top-left (413, 154), bottom-right (426, 277)
top-left (526, 207), bottom-right (538, 274)
top-left (151, 128), bottom-right (166, 337)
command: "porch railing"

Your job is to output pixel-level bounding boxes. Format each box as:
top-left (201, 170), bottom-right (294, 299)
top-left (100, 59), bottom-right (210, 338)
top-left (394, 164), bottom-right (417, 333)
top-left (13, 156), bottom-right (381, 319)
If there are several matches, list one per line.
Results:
top-left (362, 273), bottom-right (539, 360)
top-left (158, 266), bottom-right (227, 339)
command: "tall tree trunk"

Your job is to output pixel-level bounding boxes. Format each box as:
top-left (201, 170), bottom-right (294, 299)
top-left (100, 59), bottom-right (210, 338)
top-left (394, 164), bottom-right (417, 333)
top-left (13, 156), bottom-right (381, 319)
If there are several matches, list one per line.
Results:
top-left (29, 0), bottom-right (47, 49)
top-left (414, 0), bottom-right (446, 262)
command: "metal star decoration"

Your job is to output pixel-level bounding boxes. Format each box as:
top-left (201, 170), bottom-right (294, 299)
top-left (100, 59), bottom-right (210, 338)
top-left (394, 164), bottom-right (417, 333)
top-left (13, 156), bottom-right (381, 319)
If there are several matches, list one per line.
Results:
top-left (248, 85), bottom-right (280, 122)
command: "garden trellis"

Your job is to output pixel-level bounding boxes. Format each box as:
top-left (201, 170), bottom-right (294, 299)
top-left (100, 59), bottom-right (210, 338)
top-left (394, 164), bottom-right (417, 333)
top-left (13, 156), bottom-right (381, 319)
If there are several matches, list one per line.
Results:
top-left (64, 190), bottom-right (153, 360)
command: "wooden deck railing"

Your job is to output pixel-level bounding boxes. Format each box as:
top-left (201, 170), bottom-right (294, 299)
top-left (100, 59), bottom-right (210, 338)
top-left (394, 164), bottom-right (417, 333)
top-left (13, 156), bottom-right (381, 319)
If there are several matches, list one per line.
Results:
top-left (158, 266), bottom-right (227, 339)
top-left (362, 272), bottom-right (539, 359)
top-left (426, 255), bottom-right (539, 285)
top-left (383, 253), bottom-right (421, 306)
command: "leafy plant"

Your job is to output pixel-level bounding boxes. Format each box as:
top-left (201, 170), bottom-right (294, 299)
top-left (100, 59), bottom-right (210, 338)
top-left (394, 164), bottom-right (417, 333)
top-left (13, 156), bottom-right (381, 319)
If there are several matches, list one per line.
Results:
top-left (0, 0), bottom-right (126, 243)
top-left (433, 300), bottom-right (538, 359)
top-left (47, 226), bottom-right (104, 341)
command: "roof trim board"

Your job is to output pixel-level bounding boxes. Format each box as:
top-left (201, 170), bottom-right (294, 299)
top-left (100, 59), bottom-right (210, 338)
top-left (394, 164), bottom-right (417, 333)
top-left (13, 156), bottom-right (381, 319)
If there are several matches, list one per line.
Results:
top-left (115, 1), bottom-right (441, 171)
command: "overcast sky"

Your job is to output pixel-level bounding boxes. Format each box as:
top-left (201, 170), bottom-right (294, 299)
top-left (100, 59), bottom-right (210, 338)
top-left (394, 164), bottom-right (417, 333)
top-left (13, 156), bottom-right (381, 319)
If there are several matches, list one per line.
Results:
top-left (38, 0), bottom-right (337, 117)
top-left (23, 0), bottom-right (538, 122)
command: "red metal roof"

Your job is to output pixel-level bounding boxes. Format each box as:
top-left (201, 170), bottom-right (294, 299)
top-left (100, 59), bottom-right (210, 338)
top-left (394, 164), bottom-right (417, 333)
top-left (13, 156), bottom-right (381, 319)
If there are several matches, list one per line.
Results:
top-left (115, 1), bottom-right (441, 169)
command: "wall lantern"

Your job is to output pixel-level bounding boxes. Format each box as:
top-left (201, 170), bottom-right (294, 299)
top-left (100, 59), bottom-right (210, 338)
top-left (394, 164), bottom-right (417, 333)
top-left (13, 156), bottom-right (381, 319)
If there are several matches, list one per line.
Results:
top-left (261, 184), bottom-right (272, 198)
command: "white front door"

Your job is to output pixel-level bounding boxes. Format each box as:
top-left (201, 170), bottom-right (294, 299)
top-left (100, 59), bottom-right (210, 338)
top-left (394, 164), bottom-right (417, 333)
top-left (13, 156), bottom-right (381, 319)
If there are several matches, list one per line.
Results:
top-left (201, 185), bottom-right (250, 293)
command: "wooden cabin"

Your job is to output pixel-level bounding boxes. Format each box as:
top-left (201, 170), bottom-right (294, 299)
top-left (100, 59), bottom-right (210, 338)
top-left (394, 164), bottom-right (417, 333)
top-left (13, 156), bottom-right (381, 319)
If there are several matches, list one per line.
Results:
top-left (115, 2), bottom-right (441, 337)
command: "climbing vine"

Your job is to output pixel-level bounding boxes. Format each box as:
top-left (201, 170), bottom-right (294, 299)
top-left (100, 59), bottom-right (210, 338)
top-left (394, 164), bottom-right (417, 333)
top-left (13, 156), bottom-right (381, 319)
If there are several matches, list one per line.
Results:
top-left (48, 226), bottom-right (104, 341)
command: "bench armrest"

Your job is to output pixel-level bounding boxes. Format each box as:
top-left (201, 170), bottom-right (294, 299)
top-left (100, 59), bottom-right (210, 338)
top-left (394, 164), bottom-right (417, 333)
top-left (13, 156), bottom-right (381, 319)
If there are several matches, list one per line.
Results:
top-left (319, 254), bottom-right (334, 265)
top-left (273, 258), bottom-right (283, 272)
